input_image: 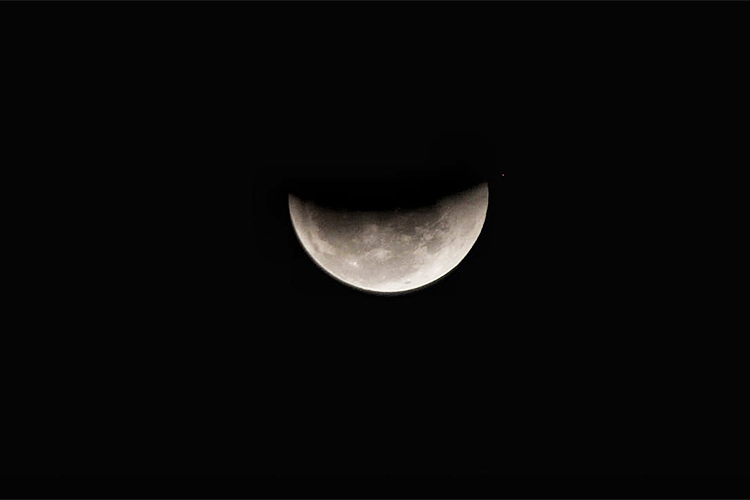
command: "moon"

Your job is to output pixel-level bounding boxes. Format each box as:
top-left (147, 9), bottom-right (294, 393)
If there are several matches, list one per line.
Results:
top-left (288, 182), bottom-right (489, 294)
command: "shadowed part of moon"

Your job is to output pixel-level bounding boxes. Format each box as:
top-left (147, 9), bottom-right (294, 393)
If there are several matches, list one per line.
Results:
top-left (288, 182), bottom-right (489, 294)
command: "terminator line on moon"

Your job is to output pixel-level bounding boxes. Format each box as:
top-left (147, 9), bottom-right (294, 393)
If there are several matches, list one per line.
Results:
top-left (288, 182), bottom-right (489, 294)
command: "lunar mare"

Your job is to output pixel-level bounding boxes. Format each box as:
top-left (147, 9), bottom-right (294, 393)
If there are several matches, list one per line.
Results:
top-left (289, 182), bottom-right (489, 293)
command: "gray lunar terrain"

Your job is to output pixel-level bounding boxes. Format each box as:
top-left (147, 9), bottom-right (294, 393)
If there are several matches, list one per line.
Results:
top-left (289, 182), bottom-right (489, 293)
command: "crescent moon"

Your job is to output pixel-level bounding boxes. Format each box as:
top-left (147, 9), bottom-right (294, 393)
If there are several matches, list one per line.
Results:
top-left (289, 182), bottom-right (489, 294)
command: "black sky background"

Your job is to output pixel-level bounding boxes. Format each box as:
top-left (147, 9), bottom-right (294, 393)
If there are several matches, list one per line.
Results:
top-left (3, 6), bottom-right (748, 500)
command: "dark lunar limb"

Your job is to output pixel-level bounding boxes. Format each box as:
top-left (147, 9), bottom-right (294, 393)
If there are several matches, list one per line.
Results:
top-left (282, 133), bottom-right (492, 212)
top-left (287, 166), bottom-right (487, 213)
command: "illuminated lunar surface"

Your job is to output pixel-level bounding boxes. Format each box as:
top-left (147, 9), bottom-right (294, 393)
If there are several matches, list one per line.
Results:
top-left (288, 182), bottom-right (489, 293)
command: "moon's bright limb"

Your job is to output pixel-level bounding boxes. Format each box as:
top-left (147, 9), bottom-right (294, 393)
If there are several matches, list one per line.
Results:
top-left (289, 182), bottom-right (489, 294)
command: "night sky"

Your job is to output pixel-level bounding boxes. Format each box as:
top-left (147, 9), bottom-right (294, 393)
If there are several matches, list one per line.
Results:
top-left (4, 11), bottom-right (746, 500)
top-left (8, 98), bottom-right (743, 500)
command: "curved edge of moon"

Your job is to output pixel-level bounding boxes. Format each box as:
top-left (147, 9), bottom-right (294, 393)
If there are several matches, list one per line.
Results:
top-left (289, 182), bottom-right (489, 295)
